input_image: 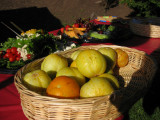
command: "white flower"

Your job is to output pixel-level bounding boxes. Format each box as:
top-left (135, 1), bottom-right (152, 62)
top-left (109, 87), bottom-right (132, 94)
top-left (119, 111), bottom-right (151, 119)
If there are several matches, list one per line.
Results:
top-left (35, 33), bottom-right (40, 37)
top-left (65, 46), bottom-right (72, 50)
top-left (71, 43), bottom-right (76, 47)
top-left (17, 45), bottom-right (28, 61)
top-left (63, 43), bottom-right (77, 51)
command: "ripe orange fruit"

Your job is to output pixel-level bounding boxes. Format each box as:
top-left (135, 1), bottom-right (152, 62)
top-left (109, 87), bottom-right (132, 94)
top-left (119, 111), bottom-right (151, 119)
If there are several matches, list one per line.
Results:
top-left (46, 76), bottom-right (80, 99)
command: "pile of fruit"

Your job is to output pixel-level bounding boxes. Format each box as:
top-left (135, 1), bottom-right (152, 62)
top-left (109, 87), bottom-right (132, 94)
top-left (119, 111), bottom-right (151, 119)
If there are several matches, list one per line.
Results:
top-left (59, 18), bottom-right (132, 42)
top-left (23, 47), bottom-right (129, 99)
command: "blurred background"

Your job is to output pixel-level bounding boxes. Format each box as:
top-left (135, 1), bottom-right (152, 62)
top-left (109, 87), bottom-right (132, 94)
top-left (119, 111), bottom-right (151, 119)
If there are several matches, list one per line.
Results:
top-left (0, 0), bottom-right (132, 42)
top-left (0, 0), bottom-right (132, 24)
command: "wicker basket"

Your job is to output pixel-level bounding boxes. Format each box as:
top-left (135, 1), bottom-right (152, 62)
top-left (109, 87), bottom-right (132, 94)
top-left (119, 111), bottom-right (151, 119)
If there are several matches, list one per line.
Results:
top-left (129, 17), bottom-right (160, 38)
top-left (14, 45), bottom-right (157, 120)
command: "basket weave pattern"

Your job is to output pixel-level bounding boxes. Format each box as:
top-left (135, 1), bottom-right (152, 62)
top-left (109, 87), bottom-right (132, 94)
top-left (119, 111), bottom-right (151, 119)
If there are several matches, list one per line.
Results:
top-left (14, 45), bottom-right (157, 120)
top-left (129, 18), bottom-right (160, 38)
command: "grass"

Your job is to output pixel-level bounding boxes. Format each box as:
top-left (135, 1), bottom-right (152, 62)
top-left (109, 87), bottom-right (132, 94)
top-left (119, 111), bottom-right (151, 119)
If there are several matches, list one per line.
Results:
top-left (125, 98), bottom-right (160, 120)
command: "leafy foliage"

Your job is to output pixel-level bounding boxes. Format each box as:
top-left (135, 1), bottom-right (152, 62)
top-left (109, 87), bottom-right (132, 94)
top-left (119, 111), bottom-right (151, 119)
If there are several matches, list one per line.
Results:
top-left (102, 0), bottom-right (160, 17)
top-left (119, 0), bottom-right (160, 17)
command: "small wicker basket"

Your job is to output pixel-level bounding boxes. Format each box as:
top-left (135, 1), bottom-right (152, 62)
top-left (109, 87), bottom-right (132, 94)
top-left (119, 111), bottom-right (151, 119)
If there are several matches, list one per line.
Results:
top-left (129, 17), bottom-right (160, 38)
top-left (14, 45), bottom-right (157, 120)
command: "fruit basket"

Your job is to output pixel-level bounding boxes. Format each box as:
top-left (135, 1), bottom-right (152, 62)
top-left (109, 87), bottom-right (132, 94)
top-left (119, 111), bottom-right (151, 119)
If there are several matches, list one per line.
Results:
top-left (14, 44), bottom-right (157, 120)
top-left (129, 17), bottom-right (160, 38)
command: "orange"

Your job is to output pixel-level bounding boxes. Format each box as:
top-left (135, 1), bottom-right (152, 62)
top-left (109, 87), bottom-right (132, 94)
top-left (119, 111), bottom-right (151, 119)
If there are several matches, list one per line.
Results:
top-left (46, 76), bottom-right (80, 99)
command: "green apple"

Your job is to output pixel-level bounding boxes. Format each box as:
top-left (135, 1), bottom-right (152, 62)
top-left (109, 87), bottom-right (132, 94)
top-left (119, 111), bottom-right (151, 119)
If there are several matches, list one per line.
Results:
top-left (98, 47), bottom-right (117, 73)
top-left (80, 77), bottom-right (114, 98)
top-left (76, 49), bottom-right (107, 78)
top-left (56, 67), bottom-right (86, 86)
top-left (98, 73), bottom-right (119, 89)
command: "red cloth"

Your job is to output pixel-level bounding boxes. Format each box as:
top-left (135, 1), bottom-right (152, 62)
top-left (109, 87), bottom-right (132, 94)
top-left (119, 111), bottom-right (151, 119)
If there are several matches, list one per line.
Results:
top-left (90, 19), bottom-right (112, 25)
top-left (81, 37), bottom-right (160, 55)
top-left (0, 74), bottom-right (28, 120)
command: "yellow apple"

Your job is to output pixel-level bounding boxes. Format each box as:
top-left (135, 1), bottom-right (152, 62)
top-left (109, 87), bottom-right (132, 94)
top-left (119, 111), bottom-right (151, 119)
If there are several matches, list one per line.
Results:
top-left (98, 73), bottom-right (119, 89)
top-left (56, 67), bottom-right (86, 86)
top-left (71, 50), bottom-right (83, 60)
top-left (41, 54), bottom-right (68, 79)
top-left (23, 70), bottom-right (52, 93)
top-left (76, 49), bottom-right (107, 78)
top-left (80, 77), bottom-right (114, 98)
top-left (107, 69), bottom-right (114, 74)
top-left (98, 47), bottom-right (117, 73)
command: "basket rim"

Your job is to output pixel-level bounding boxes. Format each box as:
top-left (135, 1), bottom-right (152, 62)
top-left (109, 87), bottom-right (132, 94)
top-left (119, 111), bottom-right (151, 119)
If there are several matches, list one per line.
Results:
top-left (129, 18), bottom-right (160, 27)
top-left (58, 44), bottom-right (146, 55)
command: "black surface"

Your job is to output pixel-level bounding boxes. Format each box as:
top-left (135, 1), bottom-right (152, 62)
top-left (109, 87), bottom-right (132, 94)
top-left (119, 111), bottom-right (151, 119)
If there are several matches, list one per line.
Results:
top-left (0, 7), bottom-right (63, 43)
top-left (0, 68), bottom-right (18, 74)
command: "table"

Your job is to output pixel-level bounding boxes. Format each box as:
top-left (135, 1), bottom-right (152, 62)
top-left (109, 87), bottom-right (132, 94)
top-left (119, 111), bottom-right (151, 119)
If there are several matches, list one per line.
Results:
top-left (1, 35), bottom-right (160, 120)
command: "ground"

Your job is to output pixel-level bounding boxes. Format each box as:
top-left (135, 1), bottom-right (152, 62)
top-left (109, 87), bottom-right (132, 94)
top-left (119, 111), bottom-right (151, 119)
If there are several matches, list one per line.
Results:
top-left (0, 0), bottom-right (133, 42)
